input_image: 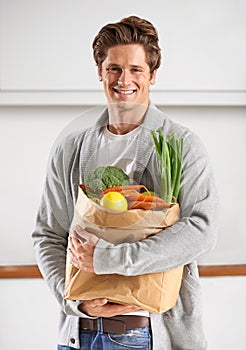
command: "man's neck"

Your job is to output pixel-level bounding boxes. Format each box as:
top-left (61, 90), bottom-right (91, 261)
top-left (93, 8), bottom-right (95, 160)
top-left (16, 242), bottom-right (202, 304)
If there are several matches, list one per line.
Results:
top-left (107, 123), bottom-right (140, 135)
top-left (107, 103), bottom-right (148, 135)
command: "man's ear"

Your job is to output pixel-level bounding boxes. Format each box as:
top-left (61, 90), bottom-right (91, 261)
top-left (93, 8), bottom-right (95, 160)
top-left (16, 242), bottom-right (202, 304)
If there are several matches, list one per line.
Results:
top-left (98, 67), bottom-right (102, 82)
top-left (149, 70), bottom-right (157, 85)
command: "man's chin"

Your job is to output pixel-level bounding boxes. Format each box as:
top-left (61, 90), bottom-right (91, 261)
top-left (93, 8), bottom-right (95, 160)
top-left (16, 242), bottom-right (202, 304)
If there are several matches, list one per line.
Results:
top-left (109, 101), bottom-right (146, 111)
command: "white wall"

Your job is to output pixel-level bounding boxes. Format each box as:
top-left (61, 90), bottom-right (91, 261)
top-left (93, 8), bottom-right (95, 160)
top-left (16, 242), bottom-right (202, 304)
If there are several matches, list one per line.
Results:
top-left (1, 0), bottom-right (246, 105)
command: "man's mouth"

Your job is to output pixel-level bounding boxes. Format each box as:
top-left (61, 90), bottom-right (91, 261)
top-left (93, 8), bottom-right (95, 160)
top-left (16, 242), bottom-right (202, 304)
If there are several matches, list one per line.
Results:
top-left (113, 88), bottom-right (137, 95)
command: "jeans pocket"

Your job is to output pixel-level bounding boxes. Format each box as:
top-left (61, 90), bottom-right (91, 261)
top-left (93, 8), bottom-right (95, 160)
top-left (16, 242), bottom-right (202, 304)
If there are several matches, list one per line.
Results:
top-left (107, 327), bottom-right (151, 349)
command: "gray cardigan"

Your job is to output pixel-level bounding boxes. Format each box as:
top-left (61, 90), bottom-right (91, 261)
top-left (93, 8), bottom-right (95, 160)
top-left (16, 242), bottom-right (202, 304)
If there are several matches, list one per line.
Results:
top-left (32, 104), bottom-right (219, 349)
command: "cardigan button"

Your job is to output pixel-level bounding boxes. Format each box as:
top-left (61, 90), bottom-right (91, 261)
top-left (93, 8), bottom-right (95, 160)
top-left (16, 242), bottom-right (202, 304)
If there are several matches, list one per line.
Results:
top-left (70, 338), bottom-right (75, 344)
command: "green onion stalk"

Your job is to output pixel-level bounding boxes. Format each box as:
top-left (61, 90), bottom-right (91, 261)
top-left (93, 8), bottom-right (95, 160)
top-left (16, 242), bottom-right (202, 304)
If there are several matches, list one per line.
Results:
top-left (151, 128), bottom-right (183, 203)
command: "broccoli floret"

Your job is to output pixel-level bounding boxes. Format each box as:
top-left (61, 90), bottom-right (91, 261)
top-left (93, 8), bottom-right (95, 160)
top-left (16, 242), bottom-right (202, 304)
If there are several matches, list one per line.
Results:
top-left (84, 166), bottom-right (129, 193)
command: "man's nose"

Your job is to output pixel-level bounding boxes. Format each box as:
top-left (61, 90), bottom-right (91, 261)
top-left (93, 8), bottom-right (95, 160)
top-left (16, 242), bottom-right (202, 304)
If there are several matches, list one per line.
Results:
top-left (118, 69), bottom-right (131, 85)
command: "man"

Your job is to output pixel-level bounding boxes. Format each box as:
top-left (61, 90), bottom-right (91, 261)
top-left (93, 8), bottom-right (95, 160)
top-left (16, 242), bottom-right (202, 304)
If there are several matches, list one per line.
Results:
top-left (32, 16), bottom-right (218, 349)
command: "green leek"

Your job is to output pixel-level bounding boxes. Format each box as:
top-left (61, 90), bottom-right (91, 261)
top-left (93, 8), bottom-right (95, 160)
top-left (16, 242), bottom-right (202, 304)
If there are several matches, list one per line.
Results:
top-left (151, 128), bottom-right (183, 203)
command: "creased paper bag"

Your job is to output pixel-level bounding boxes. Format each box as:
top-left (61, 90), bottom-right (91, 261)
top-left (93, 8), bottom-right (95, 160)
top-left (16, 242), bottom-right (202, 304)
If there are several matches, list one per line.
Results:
top-left (64, 186), bottom-right (183, 313)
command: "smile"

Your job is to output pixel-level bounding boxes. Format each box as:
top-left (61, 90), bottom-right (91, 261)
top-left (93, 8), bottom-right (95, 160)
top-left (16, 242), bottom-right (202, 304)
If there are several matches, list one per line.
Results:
top-left (113, 88), bottom-right (137, 95)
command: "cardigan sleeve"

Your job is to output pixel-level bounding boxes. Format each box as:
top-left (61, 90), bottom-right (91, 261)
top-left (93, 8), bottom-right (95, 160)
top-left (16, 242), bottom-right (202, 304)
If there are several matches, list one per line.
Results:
top-left (31, 136), bottom-right (90, 317)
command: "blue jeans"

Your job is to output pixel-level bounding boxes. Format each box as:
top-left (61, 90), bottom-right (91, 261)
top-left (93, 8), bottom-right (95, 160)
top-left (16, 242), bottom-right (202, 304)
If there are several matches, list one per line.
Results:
top-left (58, 318), bottom-right (152, 349)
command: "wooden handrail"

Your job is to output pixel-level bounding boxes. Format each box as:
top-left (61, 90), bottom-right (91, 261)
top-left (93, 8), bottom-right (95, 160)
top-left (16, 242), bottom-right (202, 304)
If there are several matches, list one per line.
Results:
top-left (199, 264), bottom-right (246, 277)
top-left (0, 264), bottom-right (246, 279)
top-left (0, 265), bottom-right (42, 278)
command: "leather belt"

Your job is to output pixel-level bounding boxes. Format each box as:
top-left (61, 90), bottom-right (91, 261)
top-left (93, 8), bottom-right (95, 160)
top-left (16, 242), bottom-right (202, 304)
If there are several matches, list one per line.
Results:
top-left (80, 315), bottom-right (150, 334)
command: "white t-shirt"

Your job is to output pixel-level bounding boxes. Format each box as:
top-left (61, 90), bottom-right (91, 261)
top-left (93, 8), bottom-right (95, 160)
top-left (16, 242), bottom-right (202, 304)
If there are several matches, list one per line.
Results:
top-left (85, 125), bottom-right (141, 181)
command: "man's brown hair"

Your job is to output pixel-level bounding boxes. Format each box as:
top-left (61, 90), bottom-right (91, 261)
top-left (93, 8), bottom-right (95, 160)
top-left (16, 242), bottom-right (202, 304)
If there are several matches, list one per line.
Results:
top-left (92, 16), bottom-right (161, 73)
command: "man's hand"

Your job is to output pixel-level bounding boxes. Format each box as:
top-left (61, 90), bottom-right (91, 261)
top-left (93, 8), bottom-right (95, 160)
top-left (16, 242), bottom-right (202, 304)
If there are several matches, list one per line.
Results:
top-left (69, 226), bottom-right (140, 316)
top-left (79, 298), bottom-right (141, 317)
top-left (68, 225), bottom-right (99, 272)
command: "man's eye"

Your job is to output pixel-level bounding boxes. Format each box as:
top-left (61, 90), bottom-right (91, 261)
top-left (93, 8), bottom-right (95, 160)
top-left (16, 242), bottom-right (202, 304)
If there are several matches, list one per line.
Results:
top-left (131, 68), bottom-right (142, 73)
top-left (107, 67), bottom-right (122, 74)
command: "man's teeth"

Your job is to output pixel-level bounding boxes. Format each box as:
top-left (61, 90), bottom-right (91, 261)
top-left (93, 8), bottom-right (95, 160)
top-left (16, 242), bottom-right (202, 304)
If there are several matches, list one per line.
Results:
top-left (114, 89), bottom-right (135, 95)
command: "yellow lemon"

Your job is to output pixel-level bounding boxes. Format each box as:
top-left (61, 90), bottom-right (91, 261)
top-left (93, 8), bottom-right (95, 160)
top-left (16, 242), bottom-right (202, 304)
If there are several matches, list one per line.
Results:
top-left (100, 191), bottom-right (128, 211)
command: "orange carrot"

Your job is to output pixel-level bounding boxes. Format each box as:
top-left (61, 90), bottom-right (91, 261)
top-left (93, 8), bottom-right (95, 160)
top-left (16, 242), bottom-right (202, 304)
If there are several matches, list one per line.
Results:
top-left (80, 184), bottom-right (97, 194)
top-left (128, 200), bottom-right (171, 210)
top-left (80, 184), bottom-right (87, 191)
top-left (124, 192), bottom-right (168, 204)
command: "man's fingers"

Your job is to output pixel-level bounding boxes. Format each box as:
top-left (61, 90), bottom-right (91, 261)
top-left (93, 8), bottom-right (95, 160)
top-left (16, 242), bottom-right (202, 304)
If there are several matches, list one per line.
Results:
top-left (106, 304), bottom-right (140, 314)
top-left (68, 226), bottom-right (98, 272)
top-left (69, 236), bottom-right (83, 251)
top-left (73, 225), bottom-right (99, 246)
top-left (80, 299), bottom-right (141, 317)
top-left (69, 237), bottom-right (95, 257)
top-left (68, 236), bottom-right (77, 250)
top-left (90, 298), bottom-right (108, 307)
top-left (73, 225), bottom-right (86, 242)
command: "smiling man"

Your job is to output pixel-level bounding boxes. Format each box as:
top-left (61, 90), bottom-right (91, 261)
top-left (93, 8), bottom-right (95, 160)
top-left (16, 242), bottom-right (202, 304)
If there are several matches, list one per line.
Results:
top-left (32, 16), bottom-right (218, 350)
top-left (98, 44), bottom-right (157, 135)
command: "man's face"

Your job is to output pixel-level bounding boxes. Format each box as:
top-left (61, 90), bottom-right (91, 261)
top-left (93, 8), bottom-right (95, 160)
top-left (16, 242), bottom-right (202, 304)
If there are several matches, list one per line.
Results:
top-left (98, 44), bottom-right (157, 107)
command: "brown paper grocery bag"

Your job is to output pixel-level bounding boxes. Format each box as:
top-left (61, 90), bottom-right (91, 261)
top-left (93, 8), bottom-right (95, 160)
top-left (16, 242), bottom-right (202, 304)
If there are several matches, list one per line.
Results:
top-left (64, 186), bottom-right (183, 313)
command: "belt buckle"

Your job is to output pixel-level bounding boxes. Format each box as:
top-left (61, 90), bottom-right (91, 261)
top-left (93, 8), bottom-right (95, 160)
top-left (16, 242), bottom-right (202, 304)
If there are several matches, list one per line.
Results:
top-left (103, 318), bottom-right (127, 334)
